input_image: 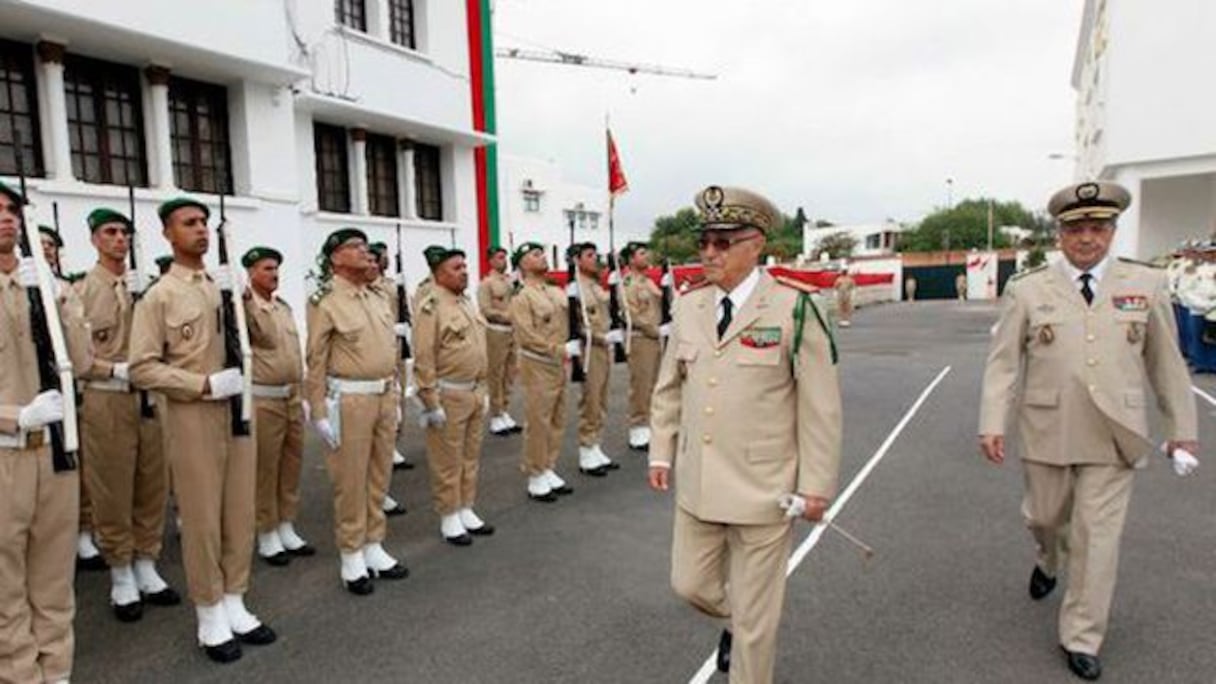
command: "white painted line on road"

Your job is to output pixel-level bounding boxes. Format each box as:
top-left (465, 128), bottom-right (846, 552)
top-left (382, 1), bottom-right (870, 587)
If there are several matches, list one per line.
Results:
top-left (688, 365), bottom-right (953, 684)
top-left (1191, 385), bottom-right (1216, 409)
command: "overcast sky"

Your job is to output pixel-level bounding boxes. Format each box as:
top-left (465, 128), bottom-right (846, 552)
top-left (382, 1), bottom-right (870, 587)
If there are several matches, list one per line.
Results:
top-left (492, 0), bottom-right (1084, 231)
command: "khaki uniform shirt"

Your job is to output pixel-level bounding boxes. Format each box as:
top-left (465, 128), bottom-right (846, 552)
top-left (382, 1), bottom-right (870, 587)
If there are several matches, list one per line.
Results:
top-left (304, 274), bottom-right (397, 421)
top-left (579, 274), bottom-right (609, 346)
top-left (510, 278), bottom-right (568, 364)
top-left (413, 286), bottom-right (487, 411)
top-left (246, 289), bottom-right (303, 386)
top-left (76, 265), bottom-right (132, 380)
top-left (649, 271), bottom-right (842, 525)
top-left (835, 274), bottom-right (856, 297)
top-left (128, 264), bottom-right (225, 402)
top-left (625, 270), bottom-right (662, 338)
top-left (0, 266), bottom-right (93, 433)
top-left (979, 259), bottom-right (1197, 466)
top-left (477, 271), bottom-right (514, 327)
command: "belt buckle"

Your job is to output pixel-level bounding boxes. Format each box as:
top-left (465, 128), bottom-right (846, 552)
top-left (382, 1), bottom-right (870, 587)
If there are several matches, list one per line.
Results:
top-left (26, 431), bottom-right (45, 449)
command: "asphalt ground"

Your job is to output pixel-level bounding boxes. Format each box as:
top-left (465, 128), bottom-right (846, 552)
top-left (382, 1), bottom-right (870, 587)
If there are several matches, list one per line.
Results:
top-left (71, 300), bottom-right (1216, 683)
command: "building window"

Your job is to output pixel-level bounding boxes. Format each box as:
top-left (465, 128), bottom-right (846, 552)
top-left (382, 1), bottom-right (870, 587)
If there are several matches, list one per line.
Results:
top-left (414, 143), bottom-right (442, 221)
top-left (388, 0), bottom-right (417, 49)
top-left (335, 0), bottom-right (367, 31)
top-left (64, 55), bottom-right (146, 186)
top-left (169, 76), bottom-right (232, 194)
top-left (577, 212), bottom-right (587, 231)
top-left (589, 212), bottom-right (599, 230)
top-left (314, 123), bottom-right (350, 213)
top-left (366, 133), bottom-right (399, 217)
top-left (522, 190), bottom-right (540, 213)
top-left (0, 40), bottom-right (42, 176)
top-left (865, 234), bottom-right (881, 250)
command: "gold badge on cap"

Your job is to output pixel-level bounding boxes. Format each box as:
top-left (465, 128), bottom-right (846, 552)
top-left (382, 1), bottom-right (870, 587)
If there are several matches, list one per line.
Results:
top-left (1076, 183), bottom-right (1100, 201)
top-left (1038, 324), bottom-right (1054, 345)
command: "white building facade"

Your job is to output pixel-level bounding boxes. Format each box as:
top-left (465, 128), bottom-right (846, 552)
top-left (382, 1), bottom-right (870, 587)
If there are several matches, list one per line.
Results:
top-left (802, 221), bottom-right (908, 259)
top-left (0, 0), bottom-right (496, 312)
top-left (1072, 0), bottom-right (1216, 258)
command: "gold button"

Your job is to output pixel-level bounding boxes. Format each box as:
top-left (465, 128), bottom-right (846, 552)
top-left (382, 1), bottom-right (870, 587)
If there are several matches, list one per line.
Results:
top-left (714, 350), bottom-right (723, 358)
top-left (1088, 385), bottom-right (1096, 392)
top-left (704, 407), bottom-right (715, 416)
top-left (708, 378), bottom-right (718, 387)
top-left (702, 435), bottom-right (712, 444)
top-left (1087, 358), bottom-right (1096, 367)
top-left (1086, 334), bottom-right (1095, 342)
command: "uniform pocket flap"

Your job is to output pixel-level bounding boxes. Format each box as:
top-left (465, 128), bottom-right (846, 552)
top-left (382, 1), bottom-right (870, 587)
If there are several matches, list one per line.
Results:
top-left (745, 441), bottom-right (789, 463)
top-left (736, 348), bottom-right (781, 366)
top-left (1124, 390), bottom-right (1146, 408)
top-left (1023, 389), bottom-right (1059, 407)
top-left (1114, 311), bottom-right (1150, 323)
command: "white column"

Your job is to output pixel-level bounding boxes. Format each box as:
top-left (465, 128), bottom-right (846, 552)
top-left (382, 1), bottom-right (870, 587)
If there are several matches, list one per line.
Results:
top-left (351, 128), bottom-right (369, 215)
top-left (145, 66), bottom-right (175, 189)
top-left (35, 42), bottom-right (72, 180)
top-left (399, 139), bottom-right (418, 219)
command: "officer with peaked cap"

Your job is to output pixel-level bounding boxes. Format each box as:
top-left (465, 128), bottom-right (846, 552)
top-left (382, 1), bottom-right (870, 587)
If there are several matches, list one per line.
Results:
top-left (649, 185), bottom-right (842, 683)
top-left (477, 246), bottom-right (521, 436)
top-left (621, 241), bottom-right (662, 450)
top-left (980, 181), bottom-right (1199, 681)
top-left (306, 228), bottom-right (409, 596)
top-left (412, 245), bottom-right (494, 545)
top-left (241, 247), bottom-right (314, 566)
top-left (77, 207), bottom-right (179, 622)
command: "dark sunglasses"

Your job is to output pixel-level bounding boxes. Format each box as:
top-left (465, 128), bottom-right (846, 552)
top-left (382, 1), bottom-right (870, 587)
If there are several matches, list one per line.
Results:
top-left (697, 232), bottom-right (760, 252)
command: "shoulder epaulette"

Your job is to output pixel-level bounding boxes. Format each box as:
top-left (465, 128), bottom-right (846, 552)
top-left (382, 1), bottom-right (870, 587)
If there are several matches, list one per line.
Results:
top-left (774, 274), bottom-right (821, 295)
top-left (1117, 256), bottom-right (1165, 270)
top-left (419, 295), bottom-right (436, 314)
top-left (682, 278), bottom-right (712, 293)
top-left (308, 281), bottom-right (332, 305)
top-left (1009, 264), bottom-right (1049, 281)
top-left (276, 296), bottom-right (291, 308)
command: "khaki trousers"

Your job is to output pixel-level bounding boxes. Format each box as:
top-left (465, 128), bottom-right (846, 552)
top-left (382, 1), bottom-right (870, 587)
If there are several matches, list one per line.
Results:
top-left (671, 506), bottom-right (793, 684)
top-left (424, 386), bottom-right (487, 515)
top-left (324, 391), bottom-right (396, 553)
top-left (81, 389), bottom-right (168, 565)
top-left (519, 357), bottom-right (566, 476)
top-left (838, 295), bottom-right (854, 322)
top-left (253, 395), bottom-right (304, 533)
top-left (0, 446), bottom-right (78, 683)
top-left (486, 329), bottom-right (516, 416)
top-left (577, 346), bottom-right (610, 446)
top-left (627, 336), bottom-right (661, 428)
top-left (77, 447), bottom-right (92, 533)
top-left (1022, 461), bottom-right (1134, 655)
top-left (163, 400), bottom-right (256, 606)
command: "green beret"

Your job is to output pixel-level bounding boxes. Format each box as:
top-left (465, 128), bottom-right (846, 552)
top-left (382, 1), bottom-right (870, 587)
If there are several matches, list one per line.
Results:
top-left (87, 208), bottom-right (132, 232)
top-left (511, 241), bottom-right (545, 268)
top-left (157, 197), bottom-right (210, 224)
top-left (487, 245), bottom-right (507, 259)
top-left (369, 242), bottom-right (388, 256)
top-left (424, 245), bottom-right (465, 269)
top-left (619, 241), bottom-right (648, 262)
top-left (155, 255), bottom-right (174, 273)
top-left (0, 180), bottom-right (24, 205)
top-left (566, 242), bottom-right (596, 260)
top-left (242, 246), bottom-right (283, 268)
top-left (37, 225), bottom-right (63, 248)
top-left (322, 227), bottom-right (368, 259)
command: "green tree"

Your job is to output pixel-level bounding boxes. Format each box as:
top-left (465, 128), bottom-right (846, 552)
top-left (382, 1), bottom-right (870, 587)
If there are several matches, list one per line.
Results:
top-left (648, 207), bottom-right (701, 263)
top-left (897, 198), bottom-right (1036, 253)
top-left (814, 231), bottom-right (859, 260)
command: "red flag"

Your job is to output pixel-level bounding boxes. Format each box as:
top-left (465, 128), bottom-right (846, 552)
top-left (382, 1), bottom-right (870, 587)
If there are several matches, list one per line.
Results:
top-left (607, 129), bottom-right (629, 196)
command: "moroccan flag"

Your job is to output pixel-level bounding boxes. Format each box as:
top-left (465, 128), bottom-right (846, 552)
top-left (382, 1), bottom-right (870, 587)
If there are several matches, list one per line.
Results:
top-left (607, 129), bottom-right (629, 196)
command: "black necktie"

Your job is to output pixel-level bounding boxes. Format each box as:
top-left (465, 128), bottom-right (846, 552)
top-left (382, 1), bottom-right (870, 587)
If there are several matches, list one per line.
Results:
top-left (1079, 273), bottom-right (1094, 305)
top-left (718, 298), bottom-right (733, 339)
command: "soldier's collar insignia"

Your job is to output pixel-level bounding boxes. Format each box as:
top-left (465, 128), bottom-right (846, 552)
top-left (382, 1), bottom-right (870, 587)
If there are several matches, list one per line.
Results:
top-left (1038, 325), bottom-right (1054, 345)
top-left (740, 326), bottom-right (781, 349)
top-left (182, 323), bottom-right (194, 340)
top-left (1112, 295), bottom-right (1148, 312)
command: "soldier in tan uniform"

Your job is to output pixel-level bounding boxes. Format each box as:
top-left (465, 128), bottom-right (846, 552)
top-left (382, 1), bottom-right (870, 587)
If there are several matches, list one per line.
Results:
top-left (570, 242), bottom-right (620, 475)
top-left (0, 181), bottom-right (94, 684)
top-left (509, 242), bottom-right (577, 502)
top-left (477, 246), bottom-right (521, 436)
top-left (130, 197), bottom-right (276, 663)
top-left (979, 181), bottom-right (1199, 681)
top-left (621, 241), bottom-right (663, 451)
top-left (241, 247), bottom-right (314, 566)
top-left (306, 228), bottom-right (409, 596)
top-left (834, 268), bottom-right (856, 327)
top-left (413, 246), bottom-right (494, 545)
top-left (649, 185), bottom-right (842, 684)
top-left (77, 207), bottom-right (179, 622)
top-left (370, 241), bottom-right (415, 481)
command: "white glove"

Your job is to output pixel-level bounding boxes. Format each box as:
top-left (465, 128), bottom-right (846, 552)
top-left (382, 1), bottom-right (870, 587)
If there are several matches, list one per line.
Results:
top-left (482, 394), bottom-right (490, 414)
top-left (17, 257), bottom-right (38, 288)
top-left (777, 493), bottom-right (807, 520)
top-left (394, 272), bottom-right (406, 287)
top-left (417, 406), bottom-right (447, 429)
top-left (18, 390), bottom-right (64, 429)
top-left (302, 400), bottom-right (311, 424)
top-left (124, 268), bottom-right (144, 296)
top-left (111, 362), bottom-right (130, 382)
top-left (565, 339), bottom-right (583, 358)
top-left (207, 368), bottom-right (244, 399)
top-left (394, 322), bottom-right (411, 339)
top-left (313, 418), bottom-right (339, 449)
top-left (1171, 448), bottom-right (1199, 477)
top-left (210, 269), bottom-right (234, 292)
top-left (396, 403), bottom-right (403, 425)
top-left (605, 329), bottom-right (625, 345)
top-left (658, 323), bottom-right (672, 339)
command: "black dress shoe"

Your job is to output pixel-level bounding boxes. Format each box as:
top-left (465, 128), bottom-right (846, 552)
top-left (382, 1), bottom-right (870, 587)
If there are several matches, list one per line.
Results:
top-left (552, 484), bottom-right (574, 496)
top-left (345, 576), bottom-right (375, 596)
top-left (393, 460), bottom-right (416, 471)
top-left (1062, 648), bottom-right (1101, 680)
top-left (528, 491), bottom-right (558, 503)
top-left (285, 543), bottom-right (316, 557)
top-left (383, 503), bottom-right (407, 517)
top-left (113, 600), bottom-right (143, 623)
top-left (603, 461), bottom-right (621, 471)
top-left (444, 533), bottom-right (474, 547)
top-left (717, 629), bottom-right (732, 673)
top-left (261, 551), bottom-right (291, 567)
top-left (579, 465), bottom-right (607, 477)
top-left (76, 555), bottom-right (107, 572)
top-left (370, 563), bottom-right (409, 580)
top-left (467, 523), bottom-right (495, 536)
top-left (235, 624), bottom-right (277, 646)
top-left (202, 639), bottom-right (242, 664)
top-left (142, 587), bottom-right (182, 606)
top-left (629, 443), bottom-right (649, 452)
top-left (1029, 566), bottom-right (1057, 600)
top-left (510, 425), bottom-right (524, 434)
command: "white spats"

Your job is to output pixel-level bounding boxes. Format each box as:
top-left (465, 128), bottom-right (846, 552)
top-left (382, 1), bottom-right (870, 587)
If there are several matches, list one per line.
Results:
top-left (440, 513), bottom-right (468, 539)
top-left (109, 565), bottom-right (139, 606)
top-left (196, 601), bottom-right (234, 647)
top-left (77, 530), bottom-right (101, 559)
top-left (341, 551), bottom-right (369, 582)
top-left (363, 542), bottom-right (399, 572)
top-left (257, 530), bottom-right (286, 558)
top-left (222, 593), bottom-right (262, 634)
top-left (133, 559), bottom-right (169, 594)
top-left (459, 508), bottom-right (486, 531)
top-left (278, 522), bottom-right (309, 551)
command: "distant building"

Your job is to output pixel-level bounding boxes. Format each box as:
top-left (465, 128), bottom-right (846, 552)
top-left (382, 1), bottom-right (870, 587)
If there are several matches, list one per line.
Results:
top-left (498, 154), bottom-right (646, 264)
top-left (802, 220), bottom-right (908, 259)
top-left (1072, 0), bottom-right (1216, 258)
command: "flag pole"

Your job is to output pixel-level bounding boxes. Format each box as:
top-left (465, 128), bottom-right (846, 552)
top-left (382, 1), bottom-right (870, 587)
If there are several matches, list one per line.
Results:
top-left (606, 111), bottom-right (615, 253)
